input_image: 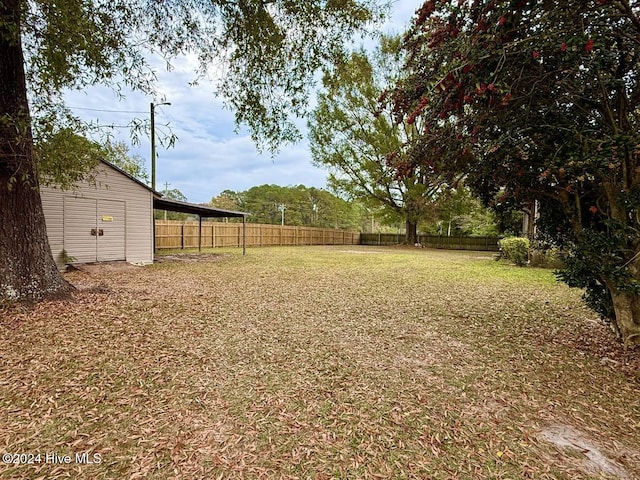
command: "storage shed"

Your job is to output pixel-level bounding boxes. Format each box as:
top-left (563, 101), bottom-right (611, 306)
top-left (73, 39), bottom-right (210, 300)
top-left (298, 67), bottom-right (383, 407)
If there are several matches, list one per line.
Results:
top-left (41, 159), bottom-right (156, 268)
top-left (40, 159), bottom-right (247, 269)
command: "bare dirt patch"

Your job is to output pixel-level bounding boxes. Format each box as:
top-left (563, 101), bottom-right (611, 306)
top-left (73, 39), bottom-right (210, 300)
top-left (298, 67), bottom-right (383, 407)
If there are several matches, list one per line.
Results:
top-left (538, 424), bottom-right (637, 479)
top-left (67, 261), bottom-right (143, 274)
top-left (154, 253), bottom-right (225, 263)
top-left (338, 249), bottom-right (388, 254)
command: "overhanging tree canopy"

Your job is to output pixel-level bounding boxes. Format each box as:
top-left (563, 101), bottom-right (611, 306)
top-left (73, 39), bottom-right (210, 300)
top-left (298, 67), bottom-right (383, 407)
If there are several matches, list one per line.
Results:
top-left (0, 0), bottom-right (387, 302)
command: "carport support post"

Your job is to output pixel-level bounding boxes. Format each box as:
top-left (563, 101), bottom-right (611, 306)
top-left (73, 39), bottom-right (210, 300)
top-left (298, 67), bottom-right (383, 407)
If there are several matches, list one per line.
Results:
top-left (198, 215), bottom-right (202, 252)
top-left (153, 216), bottom-right (156, 256)
top-left (242, 215), bottom-right (246, 255)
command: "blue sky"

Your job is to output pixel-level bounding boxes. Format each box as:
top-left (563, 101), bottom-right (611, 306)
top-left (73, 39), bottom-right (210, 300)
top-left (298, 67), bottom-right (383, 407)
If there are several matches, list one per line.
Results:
top-left (64, 1), bottom-right (420, 204)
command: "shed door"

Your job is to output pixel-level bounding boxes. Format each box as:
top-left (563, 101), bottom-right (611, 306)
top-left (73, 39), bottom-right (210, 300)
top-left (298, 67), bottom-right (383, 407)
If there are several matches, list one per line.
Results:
top-left (97, 200), bottom-right (125, 261)
top-left (63, 197), bottom-right (126, 262)
top-left (63, 197), bottom-right (97, 263)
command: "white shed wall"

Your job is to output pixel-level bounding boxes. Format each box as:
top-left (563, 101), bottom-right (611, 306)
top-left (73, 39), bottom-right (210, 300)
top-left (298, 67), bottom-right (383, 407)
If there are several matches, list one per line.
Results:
top-left (40, 163), bottom-right (154, 269)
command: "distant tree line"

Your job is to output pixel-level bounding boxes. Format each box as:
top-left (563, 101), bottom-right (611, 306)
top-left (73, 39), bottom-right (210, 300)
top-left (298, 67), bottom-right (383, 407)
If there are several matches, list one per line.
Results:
top-left (210, 185), bottom-right (365, 230)
top-left (209, 183), bottom-right (506, 235)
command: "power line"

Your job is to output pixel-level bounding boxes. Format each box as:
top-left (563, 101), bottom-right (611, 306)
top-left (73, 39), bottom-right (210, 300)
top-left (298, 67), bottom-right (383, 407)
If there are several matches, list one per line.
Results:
top-left (86, 124), bottom-right (140, 129)
top-left (68, 106), bottom-right (148, 114)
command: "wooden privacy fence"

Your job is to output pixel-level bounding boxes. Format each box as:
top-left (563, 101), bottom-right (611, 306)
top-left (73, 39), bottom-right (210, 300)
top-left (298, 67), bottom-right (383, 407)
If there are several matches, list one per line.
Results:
top-left (360, 233), bottom-right (503, 251)
top-left (155, 220), bottom-right (360, 249)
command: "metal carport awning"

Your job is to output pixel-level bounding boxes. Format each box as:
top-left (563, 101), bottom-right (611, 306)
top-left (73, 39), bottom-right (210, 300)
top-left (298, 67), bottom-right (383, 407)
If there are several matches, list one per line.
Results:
top-left (153, 197), bottom-right (248, 255)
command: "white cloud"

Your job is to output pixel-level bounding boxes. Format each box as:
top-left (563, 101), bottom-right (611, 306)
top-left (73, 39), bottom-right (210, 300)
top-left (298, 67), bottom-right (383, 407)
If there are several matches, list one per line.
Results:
top-left (387, 0), bottom-right (419, 33)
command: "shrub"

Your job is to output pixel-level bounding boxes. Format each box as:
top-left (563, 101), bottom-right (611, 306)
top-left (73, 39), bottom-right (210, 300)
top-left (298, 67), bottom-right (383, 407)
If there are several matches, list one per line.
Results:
top-left (529, 246), bottom-right (564, 269)
top-left (61, 249), bottom-right (76, 265)
top-left (498, 236), bottom-right (530, 266)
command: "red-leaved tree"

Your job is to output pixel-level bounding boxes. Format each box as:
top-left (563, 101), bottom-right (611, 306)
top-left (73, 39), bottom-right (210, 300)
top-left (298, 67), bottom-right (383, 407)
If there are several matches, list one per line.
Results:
top-left (391, 0), bottom-right (640, 346)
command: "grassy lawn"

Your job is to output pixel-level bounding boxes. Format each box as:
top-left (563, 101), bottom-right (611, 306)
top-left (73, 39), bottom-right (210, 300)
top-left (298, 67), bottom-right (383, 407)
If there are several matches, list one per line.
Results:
top-left (1, 246), bottom-right (639, 479)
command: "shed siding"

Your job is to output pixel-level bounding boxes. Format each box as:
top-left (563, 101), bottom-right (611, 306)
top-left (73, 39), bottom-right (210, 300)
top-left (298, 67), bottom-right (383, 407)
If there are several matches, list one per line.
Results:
top-left (40, 187), bottom-right (64, 266)
top-left (40, 163), bottom-right (154, 269)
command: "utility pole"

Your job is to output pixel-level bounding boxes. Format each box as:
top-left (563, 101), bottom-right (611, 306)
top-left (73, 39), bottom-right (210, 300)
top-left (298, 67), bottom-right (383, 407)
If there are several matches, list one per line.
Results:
top-left (150, 101), bottom-right (171, 191)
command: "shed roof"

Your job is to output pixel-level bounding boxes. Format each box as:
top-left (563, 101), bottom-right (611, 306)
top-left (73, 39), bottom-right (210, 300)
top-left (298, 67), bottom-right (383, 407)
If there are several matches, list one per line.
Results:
top-left (153, 197), bottom-right (247, 218)
top-left (98, 159), bottom-right (247, 218)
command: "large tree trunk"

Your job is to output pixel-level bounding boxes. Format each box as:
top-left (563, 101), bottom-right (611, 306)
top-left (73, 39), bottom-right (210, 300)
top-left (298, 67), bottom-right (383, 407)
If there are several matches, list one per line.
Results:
top-left (405, 219), bottom-right (417, 245)
top-left (607, 284), bottom-right (640, 348)
top-left (0, 0), bottom-right (71, 302)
